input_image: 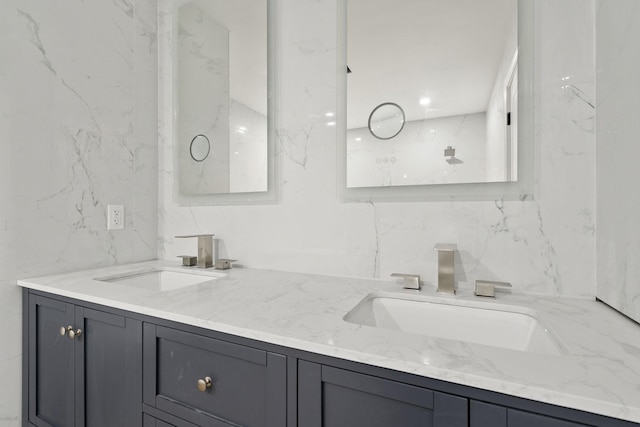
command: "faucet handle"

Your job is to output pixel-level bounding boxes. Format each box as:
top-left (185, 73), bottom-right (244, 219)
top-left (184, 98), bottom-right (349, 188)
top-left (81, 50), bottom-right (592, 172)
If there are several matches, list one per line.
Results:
top-left (391, 273), bottom-right (421, 290)
top-left (475, 280), bottom-right (512, 298)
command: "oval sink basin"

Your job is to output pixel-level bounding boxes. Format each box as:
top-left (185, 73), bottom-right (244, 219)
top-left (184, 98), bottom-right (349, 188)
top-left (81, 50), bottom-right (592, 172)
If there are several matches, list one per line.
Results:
top-left (96, 268), bottom-right (224, 292)
top-left (344, 294), bottom-right (566, 355)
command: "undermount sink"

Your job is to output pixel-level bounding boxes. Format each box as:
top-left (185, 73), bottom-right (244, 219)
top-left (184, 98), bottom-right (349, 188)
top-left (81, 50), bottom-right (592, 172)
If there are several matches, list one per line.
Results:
top-left (344, 293), bottom-right (566, 355)
top-left (95, 268), bottom-right (224, 292)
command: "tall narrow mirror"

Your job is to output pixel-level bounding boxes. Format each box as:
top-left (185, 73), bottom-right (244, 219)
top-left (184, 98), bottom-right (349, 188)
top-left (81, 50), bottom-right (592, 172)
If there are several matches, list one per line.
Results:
top-left (174, 0), bottom-right (270, 198)
top-left (339, 0), bottom-right (532, 200)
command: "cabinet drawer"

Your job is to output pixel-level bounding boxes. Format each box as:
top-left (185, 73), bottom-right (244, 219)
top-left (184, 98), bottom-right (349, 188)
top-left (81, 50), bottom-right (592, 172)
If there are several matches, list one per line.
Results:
top-left (143, 324), bottom-right (286, 427)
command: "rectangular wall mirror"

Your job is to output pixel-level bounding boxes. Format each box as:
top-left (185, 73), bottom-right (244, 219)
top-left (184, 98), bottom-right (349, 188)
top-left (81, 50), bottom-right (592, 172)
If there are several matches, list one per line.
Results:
top-left (337, 0), bottom-right (534, 201)
top-left (163, 0), bottom-right (276, 205)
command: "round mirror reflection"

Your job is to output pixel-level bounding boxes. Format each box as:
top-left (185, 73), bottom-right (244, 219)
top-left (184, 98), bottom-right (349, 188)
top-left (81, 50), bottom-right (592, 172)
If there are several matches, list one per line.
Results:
top-left (189, 134), bottom-right (210, 162)
top-left (368, 102), bottom-right (405, 140)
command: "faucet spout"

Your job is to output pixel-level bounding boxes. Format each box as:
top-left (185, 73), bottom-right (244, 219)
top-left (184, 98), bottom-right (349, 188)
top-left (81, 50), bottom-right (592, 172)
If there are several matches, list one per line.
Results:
top-left (434, 243), bottom-right (456, 294)
top-left (175, 234), bottom-right (215, 268)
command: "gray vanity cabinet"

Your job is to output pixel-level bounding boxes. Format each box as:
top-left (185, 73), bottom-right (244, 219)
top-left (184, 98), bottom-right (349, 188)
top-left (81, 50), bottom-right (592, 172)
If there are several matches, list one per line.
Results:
top-left (297, 361), bottom-right (468, 427)
top-left (24, 289), bottom-right (637, 427)
top-left (26, 294), bottom-right (142, 427)
top-left (143, 324), bottom-right (287, 427)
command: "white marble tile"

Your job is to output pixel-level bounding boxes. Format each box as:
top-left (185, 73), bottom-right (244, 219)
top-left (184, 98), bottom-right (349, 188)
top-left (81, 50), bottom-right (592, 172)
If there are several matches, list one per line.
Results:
top-left (596, 0), bottom-right (640, 323)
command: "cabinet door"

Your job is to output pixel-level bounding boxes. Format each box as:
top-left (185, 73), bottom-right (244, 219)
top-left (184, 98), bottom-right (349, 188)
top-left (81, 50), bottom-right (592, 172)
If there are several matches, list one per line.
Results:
top-left (470, 401), bottom-right (507, 427)
top-left (508, 409), bottom-right (591, 427)
top-left (28, 295), bottom-right (75, 427)
top-left (74, 307), bottom-right (142, 427)
top-left (298, 361), bottom-right (468, 427)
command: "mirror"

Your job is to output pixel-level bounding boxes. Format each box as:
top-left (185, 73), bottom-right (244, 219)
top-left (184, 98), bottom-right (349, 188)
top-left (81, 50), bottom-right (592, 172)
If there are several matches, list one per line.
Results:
top-left (340, 0), bottom-right (532, 199)
top-left (190, 134), bottom-right (211, 162)
top-left (368, 103), bottom-right (406, 140)
top-left (172, 0), bottom-right (272, 200)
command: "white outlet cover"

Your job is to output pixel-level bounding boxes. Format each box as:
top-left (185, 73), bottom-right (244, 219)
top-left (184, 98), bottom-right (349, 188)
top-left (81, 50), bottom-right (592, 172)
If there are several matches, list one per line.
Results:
top-left (107, 205), bottom-right (124, 230)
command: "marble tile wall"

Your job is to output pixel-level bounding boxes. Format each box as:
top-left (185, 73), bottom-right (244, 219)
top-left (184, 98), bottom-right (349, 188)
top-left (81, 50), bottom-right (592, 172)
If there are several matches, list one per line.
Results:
top-left (160, 0), bottom-right (596, 297)
top-left (0, 0), bottom-right (158, 424)
top-left (596, 0), bottom-right (640, 323)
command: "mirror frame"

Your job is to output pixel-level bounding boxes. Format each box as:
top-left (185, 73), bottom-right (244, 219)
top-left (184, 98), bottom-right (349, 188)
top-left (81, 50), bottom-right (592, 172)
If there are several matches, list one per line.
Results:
top-left (337, 0), bottom-right (535, 202)
top-left (160, 0), bottom-right (278, 206)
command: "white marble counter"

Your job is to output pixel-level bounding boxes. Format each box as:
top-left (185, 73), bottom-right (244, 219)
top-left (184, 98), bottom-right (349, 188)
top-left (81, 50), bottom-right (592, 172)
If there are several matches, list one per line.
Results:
top-left (18, 261), bottom-right (640, 424)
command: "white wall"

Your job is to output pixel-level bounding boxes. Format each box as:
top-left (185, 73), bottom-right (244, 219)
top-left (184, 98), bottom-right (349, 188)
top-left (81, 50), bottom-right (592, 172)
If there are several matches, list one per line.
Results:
top-left (0, 0), bottom-right (158, 424)
top-left (160, 0), bottom-right (596, 298)
top-left (596, 0), bottom-right (640, 323)
top-left (347, 113), bottom-right (488, 187)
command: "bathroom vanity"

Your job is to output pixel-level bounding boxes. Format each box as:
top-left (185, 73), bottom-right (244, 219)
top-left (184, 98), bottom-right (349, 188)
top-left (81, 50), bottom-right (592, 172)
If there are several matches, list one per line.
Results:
top-left (20, 261), bottom-right (640, 427)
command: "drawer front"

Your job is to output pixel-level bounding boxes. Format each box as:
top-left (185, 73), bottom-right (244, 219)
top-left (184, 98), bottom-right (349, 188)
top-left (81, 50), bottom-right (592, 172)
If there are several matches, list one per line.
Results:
top-left (144, 324), bottom-right (286, 427)
top-left (143, 412), bottom-right (199, 427)
top-left (144, 414), bottom-right (177, 427)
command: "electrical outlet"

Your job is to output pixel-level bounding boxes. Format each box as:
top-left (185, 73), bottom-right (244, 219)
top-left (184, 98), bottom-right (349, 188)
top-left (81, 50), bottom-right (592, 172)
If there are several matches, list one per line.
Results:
top-left (107, 205), bottom-right (124, 230)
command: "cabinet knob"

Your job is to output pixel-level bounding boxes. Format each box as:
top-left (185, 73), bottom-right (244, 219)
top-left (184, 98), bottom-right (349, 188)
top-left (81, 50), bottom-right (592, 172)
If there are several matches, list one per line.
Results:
top-left (197, 377), bottom-right (212, 392)
top-left (60, 326), bottom-right (72, 336)
top-left (68, 329), bottom-right (82, 339)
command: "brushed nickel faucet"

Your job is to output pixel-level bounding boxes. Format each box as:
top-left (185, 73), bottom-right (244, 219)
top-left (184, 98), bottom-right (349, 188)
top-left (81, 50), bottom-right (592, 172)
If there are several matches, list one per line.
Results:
top-left (391, 273), bottom-right (421, 290)
top-left (175, 234), bottom-right (215, 268)
top-left (475, 280), bottom-right (512, 298)
top-left (434, 243), bottom-right (456, 294)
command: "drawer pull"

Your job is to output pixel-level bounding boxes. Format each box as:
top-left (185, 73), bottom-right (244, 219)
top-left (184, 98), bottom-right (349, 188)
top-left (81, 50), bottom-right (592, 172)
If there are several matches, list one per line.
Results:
top-left (68, 329), bottom-right (82, 339)
top-left (60, 326), bottom-right (73, 336)
top-left (197, 377), bottom-right (212, 392)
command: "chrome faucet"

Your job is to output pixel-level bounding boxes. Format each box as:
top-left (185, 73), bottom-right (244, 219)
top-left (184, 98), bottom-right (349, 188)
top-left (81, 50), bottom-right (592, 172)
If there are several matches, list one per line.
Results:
top-left (175, 234), bottom-right (214, 268)
top-left (434, 243), bottom-right (456, 294)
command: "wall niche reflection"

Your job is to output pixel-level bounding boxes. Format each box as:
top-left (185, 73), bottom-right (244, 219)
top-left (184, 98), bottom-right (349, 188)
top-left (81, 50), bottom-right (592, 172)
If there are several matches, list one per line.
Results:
top-left (346, 0), bottom-right (518, 189)
top-left (176, 0), bottom-right (268, 196)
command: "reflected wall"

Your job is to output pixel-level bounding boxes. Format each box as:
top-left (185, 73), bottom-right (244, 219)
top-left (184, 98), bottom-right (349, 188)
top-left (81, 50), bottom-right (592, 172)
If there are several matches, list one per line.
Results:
top-left (596, 0), bottom-right (640, 323)
top-left (174, 0), bottom-right (269, 197)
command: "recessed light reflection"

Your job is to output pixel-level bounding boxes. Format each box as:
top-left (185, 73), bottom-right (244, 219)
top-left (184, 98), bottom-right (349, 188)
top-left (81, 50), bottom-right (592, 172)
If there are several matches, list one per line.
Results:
top-left (419, 97), bottom-right (431, 106)
top-left (355, 137), bottom-right (362, 142)
top-left (327, 121), bottom-right (336, 126)
top-left (326, 112), bottom-right (335, 117)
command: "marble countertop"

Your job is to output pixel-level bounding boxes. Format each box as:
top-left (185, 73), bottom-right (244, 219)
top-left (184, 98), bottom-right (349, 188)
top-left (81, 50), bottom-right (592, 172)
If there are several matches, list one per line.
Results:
top-left (18, 260), bottom-right (640, 423)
